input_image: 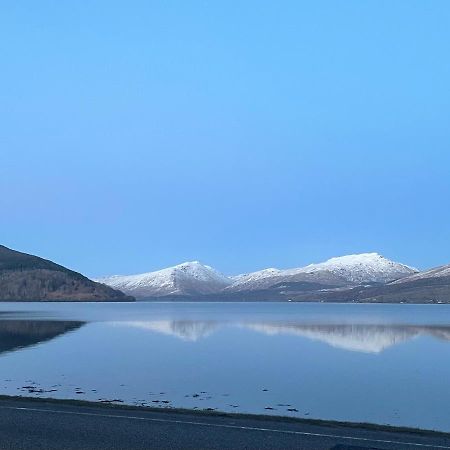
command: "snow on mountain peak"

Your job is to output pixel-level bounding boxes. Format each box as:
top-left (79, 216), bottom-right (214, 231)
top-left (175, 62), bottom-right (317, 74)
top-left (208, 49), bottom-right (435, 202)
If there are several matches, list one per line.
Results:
top-left (171, 261), bottom-right (217, 276)
top-left (227, 268), bottom-right (283, 292)
top-left (96, 261), bottom-right (231, 298)
top-left (97, 252), bottom-right (419, 298)
top-left (227, 253), bottom-right (417, 291)
top-left (231, 268), bottom-right (282, 282)
top-left (390, 264), bottom-right (450, 284)
top-left (176, 261), bottom-right (201, 268)
top-left (294, 252), bottom-right (418, 284)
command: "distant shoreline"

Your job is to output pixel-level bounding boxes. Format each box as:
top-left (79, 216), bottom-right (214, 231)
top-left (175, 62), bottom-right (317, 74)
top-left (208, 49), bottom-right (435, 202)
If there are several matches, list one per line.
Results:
top-left (134, 298), bottom-right (450, 304)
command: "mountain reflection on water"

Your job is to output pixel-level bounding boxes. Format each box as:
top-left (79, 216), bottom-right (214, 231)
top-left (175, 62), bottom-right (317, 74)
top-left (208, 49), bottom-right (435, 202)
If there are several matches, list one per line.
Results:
top-left (0, 304), bottom-right (449, 433)
top-left (114, 320), bottom-right (450, 353)
top-left (1, 315), bottom-right (449, 354)
top-left (0, 320), bottom-right (84, 354)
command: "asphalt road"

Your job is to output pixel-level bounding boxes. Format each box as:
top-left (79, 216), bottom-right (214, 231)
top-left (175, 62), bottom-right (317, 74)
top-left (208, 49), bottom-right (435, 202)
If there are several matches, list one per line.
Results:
top-left (0, 398), bottom-right (448, 450)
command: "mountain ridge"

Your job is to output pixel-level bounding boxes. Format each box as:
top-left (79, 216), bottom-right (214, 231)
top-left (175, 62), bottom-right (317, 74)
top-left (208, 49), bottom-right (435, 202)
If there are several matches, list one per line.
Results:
top-left (226, 253), bottom-right (417, 293)
top-left (0, 245), bottom-right (134, 302)
top-left (97, 252), bottom-right (443, 302)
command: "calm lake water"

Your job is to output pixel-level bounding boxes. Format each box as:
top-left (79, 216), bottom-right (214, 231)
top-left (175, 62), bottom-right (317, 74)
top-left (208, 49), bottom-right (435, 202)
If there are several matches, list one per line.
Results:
top-left (0, 302), bottom-right (449, 431)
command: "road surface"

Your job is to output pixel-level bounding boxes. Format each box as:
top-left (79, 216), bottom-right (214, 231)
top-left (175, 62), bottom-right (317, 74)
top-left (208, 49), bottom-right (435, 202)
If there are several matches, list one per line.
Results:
top-left (0, 398), bottom-right (448, 449)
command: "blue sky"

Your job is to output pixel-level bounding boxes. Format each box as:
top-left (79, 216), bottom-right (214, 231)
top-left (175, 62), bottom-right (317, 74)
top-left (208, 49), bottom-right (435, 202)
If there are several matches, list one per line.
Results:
top-left (1, 1), bottom-right (449, 277)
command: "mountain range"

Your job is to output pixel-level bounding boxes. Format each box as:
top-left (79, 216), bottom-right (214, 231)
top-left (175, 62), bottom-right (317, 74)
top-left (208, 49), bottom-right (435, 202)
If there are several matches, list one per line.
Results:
top-left (2, 244), bottom-right (449, 303)
top-left (96, 253), bottom-right (450, 303)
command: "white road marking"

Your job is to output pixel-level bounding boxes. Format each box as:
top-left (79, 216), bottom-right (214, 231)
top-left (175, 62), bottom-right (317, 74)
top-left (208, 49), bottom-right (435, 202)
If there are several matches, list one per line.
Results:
top-left (1, 405), bottom-right (449, 449)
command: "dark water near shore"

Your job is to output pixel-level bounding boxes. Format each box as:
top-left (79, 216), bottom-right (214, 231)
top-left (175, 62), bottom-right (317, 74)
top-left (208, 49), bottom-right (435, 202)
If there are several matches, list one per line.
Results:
top-left (0, 302), bottom-right (449, 431)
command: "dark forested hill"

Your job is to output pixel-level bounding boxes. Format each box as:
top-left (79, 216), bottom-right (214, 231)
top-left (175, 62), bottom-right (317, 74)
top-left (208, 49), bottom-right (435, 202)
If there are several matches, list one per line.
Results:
top-left (0, 245), bottom-right (134, 302)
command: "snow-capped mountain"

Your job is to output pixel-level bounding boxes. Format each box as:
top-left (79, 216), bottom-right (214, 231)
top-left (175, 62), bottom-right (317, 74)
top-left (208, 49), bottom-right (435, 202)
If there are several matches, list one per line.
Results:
top-left (348, 263), bottom-right (450, 303)
top-left (390, 264), bottom-right (450, 284)
top-left (227, 253), bottom-right (417, 292)
top-left (96, 261), bottom-right (231, 299)
top-left (227, 267), bottom-right (351, 293)
top-left (292, 253), bottom-right (418, 284)
top-left (97, 253), bottom-right (421, 300)
top-left (228, 268), bottom-right (284, 292)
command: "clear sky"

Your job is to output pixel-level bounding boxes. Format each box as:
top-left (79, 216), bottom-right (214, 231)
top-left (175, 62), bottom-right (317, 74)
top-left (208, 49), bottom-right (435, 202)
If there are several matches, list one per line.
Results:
top-left (1, 1), bottom-right (449, 277)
